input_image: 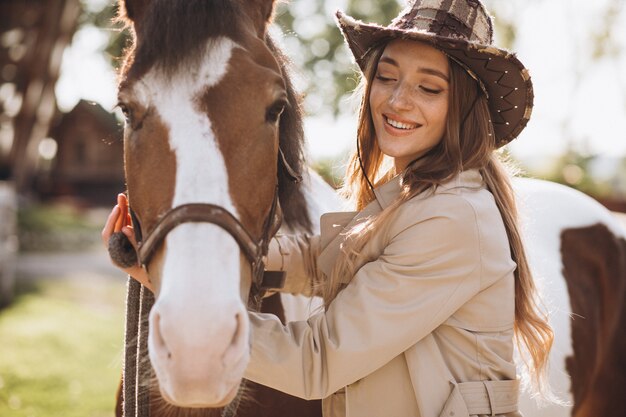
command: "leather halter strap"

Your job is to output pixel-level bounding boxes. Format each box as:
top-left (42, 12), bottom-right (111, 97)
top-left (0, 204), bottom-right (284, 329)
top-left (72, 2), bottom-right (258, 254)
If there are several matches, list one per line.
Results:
top-left (138, 203), bottom-right (264, 269)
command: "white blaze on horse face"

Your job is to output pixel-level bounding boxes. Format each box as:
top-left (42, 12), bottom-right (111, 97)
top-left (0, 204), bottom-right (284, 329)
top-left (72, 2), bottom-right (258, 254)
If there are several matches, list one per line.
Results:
top-left (134, 37), bottom-right (249, 405)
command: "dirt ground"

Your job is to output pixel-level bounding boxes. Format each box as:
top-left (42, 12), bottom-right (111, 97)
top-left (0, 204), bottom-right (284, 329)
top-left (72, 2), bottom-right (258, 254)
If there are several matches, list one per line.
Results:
top-left (16, 247), bottom-right (125, 284)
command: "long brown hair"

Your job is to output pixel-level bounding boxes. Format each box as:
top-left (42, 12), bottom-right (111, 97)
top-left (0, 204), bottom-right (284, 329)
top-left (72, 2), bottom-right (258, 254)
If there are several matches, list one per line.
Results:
top-left (326, 42), bottom-right (554, 396)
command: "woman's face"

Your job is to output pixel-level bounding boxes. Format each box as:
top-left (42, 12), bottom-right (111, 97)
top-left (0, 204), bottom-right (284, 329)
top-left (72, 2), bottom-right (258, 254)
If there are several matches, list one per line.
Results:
top-left (369, 39), bottom-right (450, 171)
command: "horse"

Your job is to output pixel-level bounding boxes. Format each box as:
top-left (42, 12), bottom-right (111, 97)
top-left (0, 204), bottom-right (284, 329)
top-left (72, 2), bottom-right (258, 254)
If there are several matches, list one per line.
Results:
top-left (110, 0), bottom-right (626, 416)
top-left (275, 174), bottom-right (626, 417)
top-left (110, 0), bottom-right (323, 415)
top-left (511, 178), bottom-right (626, 417)
top-left (294, 174), bottom-right (626, 417)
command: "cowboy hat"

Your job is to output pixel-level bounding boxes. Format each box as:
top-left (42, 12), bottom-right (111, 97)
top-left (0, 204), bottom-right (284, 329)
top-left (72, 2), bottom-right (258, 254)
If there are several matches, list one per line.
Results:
top-left (336, 0), bottom-right (533, 147)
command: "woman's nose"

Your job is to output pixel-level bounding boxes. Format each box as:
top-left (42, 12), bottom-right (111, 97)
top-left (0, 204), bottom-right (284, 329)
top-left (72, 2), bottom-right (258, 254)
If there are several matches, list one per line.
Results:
top-left (388, 84), bottom-right (414, 111)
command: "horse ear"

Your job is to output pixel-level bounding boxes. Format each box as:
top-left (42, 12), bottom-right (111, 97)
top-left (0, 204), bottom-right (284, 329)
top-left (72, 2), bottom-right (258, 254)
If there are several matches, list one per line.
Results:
top-left (118, 0), bottom-right (151, 25)
top-left (245, 0), bottom-right (278, 37)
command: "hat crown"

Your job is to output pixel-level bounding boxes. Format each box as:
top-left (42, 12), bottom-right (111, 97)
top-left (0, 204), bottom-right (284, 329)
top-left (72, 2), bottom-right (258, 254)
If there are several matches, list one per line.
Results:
top-left (392, 0), bottom-right (494, 45)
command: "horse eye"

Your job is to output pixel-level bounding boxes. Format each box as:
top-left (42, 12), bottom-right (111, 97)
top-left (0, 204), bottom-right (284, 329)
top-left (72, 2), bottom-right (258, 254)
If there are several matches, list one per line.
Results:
top-left (266, 99), bottom-right (287, 124)
top-left (118, 102), bottom-right (133, 124)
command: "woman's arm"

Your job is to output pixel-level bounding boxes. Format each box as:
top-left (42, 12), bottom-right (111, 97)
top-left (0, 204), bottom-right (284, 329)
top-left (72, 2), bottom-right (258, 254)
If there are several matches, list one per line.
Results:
top-left (245, 199), bottom-right (485, 400)
top-left (266, 233), bottom-right (323, 296)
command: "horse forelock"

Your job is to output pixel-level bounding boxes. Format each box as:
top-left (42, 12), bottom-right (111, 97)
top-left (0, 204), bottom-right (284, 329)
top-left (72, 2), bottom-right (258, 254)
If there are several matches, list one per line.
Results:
top-left (120, 0), bottom-right (244, 80)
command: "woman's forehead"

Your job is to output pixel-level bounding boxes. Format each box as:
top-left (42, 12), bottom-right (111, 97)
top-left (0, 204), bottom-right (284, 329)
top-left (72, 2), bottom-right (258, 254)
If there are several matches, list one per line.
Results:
top-left (380, 39), bottom-right (449, 76)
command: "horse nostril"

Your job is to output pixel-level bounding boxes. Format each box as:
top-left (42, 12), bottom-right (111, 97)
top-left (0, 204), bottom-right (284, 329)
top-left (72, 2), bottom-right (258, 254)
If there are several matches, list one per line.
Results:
top-left (222, 312), bottom-right (247, 366)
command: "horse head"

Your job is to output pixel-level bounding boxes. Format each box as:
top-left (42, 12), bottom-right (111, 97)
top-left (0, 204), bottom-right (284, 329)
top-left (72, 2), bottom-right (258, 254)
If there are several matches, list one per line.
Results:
top-left (114, 0), bottom-right (310, 409)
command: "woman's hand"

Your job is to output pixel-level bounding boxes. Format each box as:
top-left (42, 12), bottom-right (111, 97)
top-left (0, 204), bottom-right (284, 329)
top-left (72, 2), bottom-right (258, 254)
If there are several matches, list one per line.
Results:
top-left (102, 193), bottom-right (153, 292)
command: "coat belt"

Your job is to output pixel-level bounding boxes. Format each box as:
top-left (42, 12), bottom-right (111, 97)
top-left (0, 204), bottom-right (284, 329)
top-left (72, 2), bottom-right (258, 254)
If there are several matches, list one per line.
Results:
top-left (439, 379), bottom-right (519, 417)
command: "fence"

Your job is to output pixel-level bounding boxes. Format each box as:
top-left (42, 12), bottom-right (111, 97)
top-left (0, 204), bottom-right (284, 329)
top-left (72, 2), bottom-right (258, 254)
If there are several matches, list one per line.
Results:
top-left (0, 181), bottom-right (18, 307)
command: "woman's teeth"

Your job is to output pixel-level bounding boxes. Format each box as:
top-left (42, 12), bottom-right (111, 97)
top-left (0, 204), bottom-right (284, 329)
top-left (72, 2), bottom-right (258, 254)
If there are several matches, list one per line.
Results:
top-left (385, 116), bottom-right (417, 130)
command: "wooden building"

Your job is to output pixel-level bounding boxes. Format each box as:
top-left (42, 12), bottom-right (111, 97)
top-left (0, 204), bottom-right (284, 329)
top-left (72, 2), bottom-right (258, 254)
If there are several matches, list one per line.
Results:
top-left (39, 100), bottom-right (125, 205)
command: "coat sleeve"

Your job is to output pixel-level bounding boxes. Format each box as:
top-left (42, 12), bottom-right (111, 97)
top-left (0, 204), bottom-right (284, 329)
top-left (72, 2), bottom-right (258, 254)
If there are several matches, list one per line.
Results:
top-left (245, 199), bottom-right (483, 400)
top-left (266, 233), bottom-right (323, 296)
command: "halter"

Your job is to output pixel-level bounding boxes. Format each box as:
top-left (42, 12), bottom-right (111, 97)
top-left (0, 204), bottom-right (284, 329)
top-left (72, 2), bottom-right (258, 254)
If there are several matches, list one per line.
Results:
top-left (128, 147), bottom-right (302, 308)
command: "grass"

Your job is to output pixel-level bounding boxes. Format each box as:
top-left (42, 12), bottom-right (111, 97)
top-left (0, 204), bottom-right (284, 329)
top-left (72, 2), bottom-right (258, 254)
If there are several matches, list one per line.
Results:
top-left (0, 277), bottom-right (126, 417)
top-left (18, 204), bottom-right (96, 233)
top-left (17, 203), bottom-right (104, 252)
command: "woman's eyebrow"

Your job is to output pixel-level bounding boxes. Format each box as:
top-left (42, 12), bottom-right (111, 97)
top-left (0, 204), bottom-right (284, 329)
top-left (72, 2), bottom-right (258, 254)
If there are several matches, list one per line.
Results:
top-left (379, 56), bottom-right (449, 82)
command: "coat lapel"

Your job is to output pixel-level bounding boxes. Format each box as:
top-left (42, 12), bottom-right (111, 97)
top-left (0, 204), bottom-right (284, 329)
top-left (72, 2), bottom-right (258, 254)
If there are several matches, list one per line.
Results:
top-left (315, 169), bottom-right (485, 281)
top-left (317, 174), bottom-right (403, 280)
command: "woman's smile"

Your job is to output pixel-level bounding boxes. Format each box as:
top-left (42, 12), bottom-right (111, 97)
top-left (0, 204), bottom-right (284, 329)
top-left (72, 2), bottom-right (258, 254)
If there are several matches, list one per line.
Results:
top-left (383, 114), bottom-right (422, 136)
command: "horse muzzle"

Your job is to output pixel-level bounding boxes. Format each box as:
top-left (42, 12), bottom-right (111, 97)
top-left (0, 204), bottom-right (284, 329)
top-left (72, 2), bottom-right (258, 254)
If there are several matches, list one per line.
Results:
top-left (148, 283), bottom-right (250, 407)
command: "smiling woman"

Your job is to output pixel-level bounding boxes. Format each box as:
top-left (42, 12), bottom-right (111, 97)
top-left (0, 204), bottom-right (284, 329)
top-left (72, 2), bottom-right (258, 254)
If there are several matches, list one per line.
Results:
top-left (369, 40), bottom-right (450, 172)
top-left (241, 1), bottom-right (553, 416)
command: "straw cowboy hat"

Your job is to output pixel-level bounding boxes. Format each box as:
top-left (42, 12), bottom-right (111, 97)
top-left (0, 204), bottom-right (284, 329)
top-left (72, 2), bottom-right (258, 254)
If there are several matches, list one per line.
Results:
top-left (336, 0), bottom-right (533, 147)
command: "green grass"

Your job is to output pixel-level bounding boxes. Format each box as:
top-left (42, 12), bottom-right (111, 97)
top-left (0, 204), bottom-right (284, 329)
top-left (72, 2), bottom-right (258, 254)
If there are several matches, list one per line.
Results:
top-left (18, 204), bottom-right (98, 233)
top-left (0, 277), bottom-right (126, 417)
top-left (17, 203), bottom-right (104, 252)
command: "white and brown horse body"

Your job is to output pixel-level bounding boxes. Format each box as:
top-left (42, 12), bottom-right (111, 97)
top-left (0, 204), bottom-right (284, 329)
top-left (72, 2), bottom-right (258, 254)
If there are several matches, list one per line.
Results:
top-left (512, 178), bottom-right (626, 417)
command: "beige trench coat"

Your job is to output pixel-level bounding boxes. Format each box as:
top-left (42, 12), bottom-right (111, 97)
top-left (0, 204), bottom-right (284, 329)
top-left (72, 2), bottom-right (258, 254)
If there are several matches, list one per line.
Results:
top-left (245, 170), bottom-right (522, 417)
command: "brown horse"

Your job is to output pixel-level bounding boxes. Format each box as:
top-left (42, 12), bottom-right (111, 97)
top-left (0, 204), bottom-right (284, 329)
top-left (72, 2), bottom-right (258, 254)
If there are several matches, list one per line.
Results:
top-left (111, 0), bottom-right (320, 415)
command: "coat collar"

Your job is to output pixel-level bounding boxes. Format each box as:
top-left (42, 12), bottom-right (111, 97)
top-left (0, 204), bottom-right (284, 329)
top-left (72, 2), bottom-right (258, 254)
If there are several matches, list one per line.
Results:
top-left (317, 169), bottom-right (485, 280)
top-left (373, 168), bottom-right (485, 210)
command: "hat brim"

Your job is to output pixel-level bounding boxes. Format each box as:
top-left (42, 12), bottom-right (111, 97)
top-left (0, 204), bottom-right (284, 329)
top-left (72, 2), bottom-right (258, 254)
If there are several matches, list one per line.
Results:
top-left (336, 11), bottom-right (533, 147)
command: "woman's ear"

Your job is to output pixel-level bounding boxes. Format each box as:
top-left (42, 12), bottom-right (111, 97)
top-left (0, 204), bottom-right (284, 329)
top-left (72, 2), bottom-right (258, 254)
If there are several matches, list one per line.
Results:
top-left (108, 231), bottom-right (139, 269)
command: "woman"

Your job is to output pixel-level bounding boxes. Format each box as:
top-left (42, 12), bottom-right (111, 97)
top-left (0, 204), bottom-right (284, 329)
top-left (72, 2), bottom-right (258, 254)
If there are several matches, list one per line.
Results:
top-left (103, 1), bottom-right (553, 416)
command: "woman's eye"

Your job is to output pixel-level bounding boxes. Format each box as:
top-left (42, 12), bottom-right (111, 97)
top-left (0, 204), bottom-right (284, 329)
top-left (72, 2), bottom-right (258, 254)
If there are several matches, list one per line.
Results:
top-left (375, 75), bottom-right (395, 82)
top-left (420, 86), bottom-right (443, 95)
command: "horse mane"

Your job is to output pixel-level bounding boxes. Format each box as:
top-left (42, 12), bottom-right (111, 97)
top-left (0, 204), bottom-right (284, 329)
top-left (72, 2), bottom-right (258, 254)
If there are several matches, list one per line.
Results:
top-left (118, 0), bottom-right (312, 233)
top-left (266, 36), bottom-right (312, 233)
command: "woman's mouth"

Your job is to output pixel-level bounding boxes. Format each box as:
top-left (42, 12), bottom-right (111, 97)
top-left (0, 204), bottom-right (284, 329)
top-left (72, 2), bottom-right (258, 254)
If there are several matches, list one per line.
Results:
top-left (384, 115), bottom-right (421, 134)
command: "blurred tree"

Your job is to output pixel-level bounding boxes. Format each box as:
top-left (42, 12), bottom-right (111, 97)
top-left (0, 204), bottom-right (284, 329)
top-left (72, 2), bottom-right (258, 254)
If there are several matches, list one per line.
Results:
top-left (89, 2), bottom-right (128, 71)
top-left (0, 0), bottom-right (81, 194)
top-left (273, 0), bottom-right (402, 116)
top-left (539, 147), bottom-right (618, 199)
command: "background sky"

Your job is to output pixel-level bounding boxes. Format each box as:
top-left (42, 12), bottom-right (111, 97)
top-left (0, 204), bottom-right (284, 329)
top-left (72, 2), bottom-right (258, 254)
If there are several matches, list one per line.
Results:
top-left (55, 0), bottom-right (626, 171)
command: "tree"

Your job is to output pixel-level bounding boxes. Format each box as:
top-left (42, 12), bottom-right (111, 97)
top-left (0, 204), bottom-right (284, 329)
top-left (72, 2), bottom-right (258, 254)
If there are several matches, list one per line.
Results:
top-left (0, 0), bottom-right (81, 194)
top-left (273, 0), bottom-right (402, 116)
